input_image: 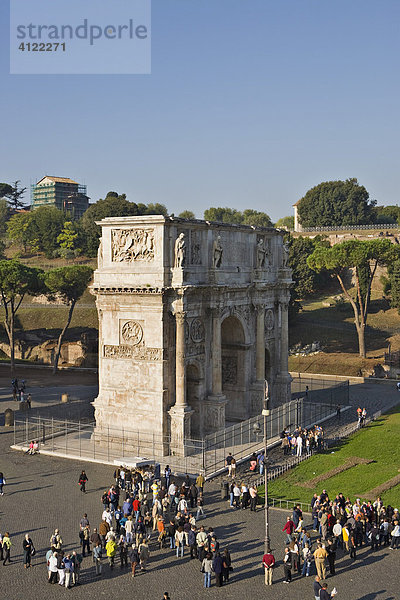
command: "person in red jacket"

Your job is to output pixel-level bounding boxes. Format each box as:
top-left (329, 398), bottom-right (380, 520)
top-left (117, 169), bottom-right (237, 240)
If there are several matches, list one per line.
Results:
top-left (262, 548), bottom-right (275, 585)
top-left (282, 516), bottom-right (295, 543)
top-left (132, 498), bottom-right (141, 522)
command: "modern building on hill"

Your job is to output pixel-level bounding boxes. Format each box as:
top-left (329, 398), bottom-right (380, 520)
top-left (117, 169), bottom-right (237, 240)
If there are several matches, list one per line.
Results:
top-left (31, 176), bottom-right (89, 219)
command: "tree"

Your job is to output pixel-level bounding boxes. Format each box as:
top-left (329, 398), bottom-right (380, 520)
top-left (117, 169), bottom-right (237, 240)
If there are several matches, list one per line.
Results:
top-left (80, 193), bottom-right (168, 257)
top-left (6, 212), bottom-right (35, 252)
top-left (30, 206), bottom-right (66, 257)
top-left (0, 260), bottom-right (44, 372)
top-left (373, 205), bottom-right (400, 225)
top-left (204, 207), bottom-right (242, 224)
top-left (241, 209), bottom-right (272, 227)
top-left (307, 239), bottom-right (395, 357)
top-left (203, 207), bottom-right (272, 227)
top-left (179, 210), bottom-right (196, 219)
top-left (4, 180), bottom-right (27, 211)
top-left (289, 235), bottom-right (329, 299)
top-left (297, 178), bottom-right (376, 228)
top-left (57, 221), bottom-right (79, 251)
top-left (0, 183), bottom-right (13, 199)
top-left (44, 266), bottom-right (93, 373)
top-left (275, 216), bottom-right (294, 230)
top-left (0, 199), bottom-right (11, 233)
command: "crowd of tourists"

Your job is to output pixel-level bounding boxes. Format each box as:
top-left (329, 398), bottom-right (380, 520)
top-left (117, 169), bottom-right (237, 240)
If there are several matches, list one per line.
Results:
top-left (261, 486), bottom-right (400, 596)
top-left (280, 425), bottom-right (325, 457)
top-left (90, 467), bottom-right (233, 587)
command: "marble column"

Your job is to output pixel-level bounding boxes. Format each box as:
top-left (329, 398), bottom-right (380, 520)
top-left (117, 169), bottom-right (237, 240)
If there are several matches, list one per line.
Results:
top-left (175, 311), bottom-right (187, 407)
top-left (169, 309), bottom-right (193, 456)
top-left (256, 306), bottom-right (265, 381)
top-left (280, 301), bottom-right (289, 374)
top-left (211, 308), bottom-right (223, 396)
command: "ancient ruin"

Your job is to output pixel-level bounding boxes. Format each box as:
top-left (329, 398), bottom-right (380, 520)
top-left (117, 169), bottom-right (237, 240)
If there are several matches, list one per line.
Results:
top-left (91, 216), bottom-right (292, 455)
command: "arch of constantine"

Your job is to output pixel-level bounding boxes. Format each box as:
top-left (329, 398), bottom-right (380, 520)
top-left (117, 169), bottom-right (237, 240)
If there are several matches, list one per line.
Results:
top-left (91, 216), bottom-right (292, 456)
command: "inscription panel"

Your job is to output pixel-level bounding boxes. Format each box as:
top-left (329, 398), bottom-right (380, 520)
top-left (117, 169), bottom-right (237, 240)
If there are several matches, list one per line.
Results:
top-left (104, 344), bottom-right (163, 361)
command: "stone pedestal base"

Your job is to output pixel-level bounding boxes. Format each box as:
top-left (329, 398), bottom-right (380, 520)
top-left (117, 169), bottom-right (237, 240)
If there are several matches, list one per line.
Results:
top-left (171, 268), bottom-right (185, 287)
top-left (274, 372), bottom-right (292, 405)
top-left (249, 381), bottom-right (264, 417)
top-left (203, 395), bottom-right (227, 433)
top-left (168, 405), bottom-right (194, 457)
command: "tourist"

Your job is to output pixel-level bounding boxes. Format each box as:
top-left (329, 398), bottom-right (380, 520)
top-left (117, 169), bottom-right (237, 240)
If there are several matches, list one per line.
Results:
top-left (225, 452), bottom-right (234, 477)
top-left (50, 529), bottom-right (63, 551)
top-left (48, 552), bottom-right (58, 584)
top-left (249, 484), bottom-right (258, 511)
top-left (23, 534), bottom-right (34, 568)
top-left (283, 547), bottom-right (292, 583)
top-left (282, 515), bottom-right (295, 543)
top-left (57, 551), bottom-right (65, 586)
top-left (313, 575), bottom-right (322, 600)
top-left (390, 520), bottom-right (400, 549)
top-left (262, 547), bottom-right (275, 585)
top-left (78, 470), bottom-right (88, 493)
top-left (64, 554), bottom-right (74, 588)
top-left (195, 472), bottom-right (205, 494)
top-left (72, 550), bottom-right (82, 585)
top-left (106, 536), bottom-right (117, 569)
top-left (230, 456), bottom-right (237, 478)
top-left (129, 544), bottom-right (139, 577)
top-left (233, 483), bottom-right (241, 508)
top-left (93, 542), bottom-right (102, 575)
top-left (319, 581), bottom-right (338, 599)
top-left (196, 492), bottom-right (205, 519)
top-left (2, 532), bottom-right (11, 565)
top-left (212, 551), bottom-right (224, 587)
top-left (249, 452), bottom-right (257, 471)
top-left (302, 543), bottom-right (312, 577)
top-left (222, 548), bottom-right (232, 583)
top-left (175, 526), bottom-right (185, 558)
top-left (139, 539), bottom-right (150, 571)
top-left (241, 482), bottom-right (250, 509)
top-left (313, 543), bottom-right (327, 579)
top-left (201, 552), bottom-right (213, 588)
top-left (0, 472), bottom-right (5, 495)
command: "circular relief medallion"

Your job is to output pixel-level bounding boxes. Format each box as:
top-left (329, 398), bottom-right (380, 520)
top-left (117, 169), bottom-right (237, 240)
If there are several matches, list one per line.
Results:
top-left (121, 321), bottom-right (143, 345)
top-left (265, 309), bottom-right (274, 331)
top-left (190, 318), bottom-right (205, 343)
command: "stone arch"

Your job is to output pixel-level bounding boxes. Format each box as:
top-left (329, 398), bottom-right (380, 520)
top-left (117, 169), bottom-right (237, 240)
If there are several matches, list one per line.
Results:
top-left (221, 315), bottom-right (249, 420)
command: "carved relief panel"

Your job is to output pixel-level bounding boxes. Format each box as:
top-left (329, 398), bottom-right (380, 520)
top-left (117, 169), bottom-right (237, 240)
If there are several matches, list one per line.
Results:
top-left (111, 229), bottom-right (155, 262)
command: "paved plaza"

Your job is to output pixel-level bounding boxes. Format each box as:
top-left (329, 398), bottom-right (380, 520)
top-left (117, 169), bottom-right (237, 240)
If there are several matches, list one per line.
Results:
top-left (0, 370), bottom-right (399, 599)
top-left (0, 429), bottom-right (398, 598)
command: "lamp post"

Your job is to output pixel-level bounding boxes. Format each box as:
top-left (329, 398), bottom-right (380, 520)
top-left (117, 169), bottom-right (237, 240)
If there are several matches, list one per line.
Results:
top-left (262, 380), bottom-right (271, 554)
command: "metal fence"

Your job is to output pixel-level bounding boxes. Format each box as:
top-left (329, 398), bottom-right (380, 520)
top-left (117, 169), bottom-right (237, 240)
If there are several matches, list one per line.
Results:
top-left (300, 223), bottom-right (398, 233)
top-left (291, 376), bottom-right (349, 407)
top-left (13, 398), bottom-right (340, 478)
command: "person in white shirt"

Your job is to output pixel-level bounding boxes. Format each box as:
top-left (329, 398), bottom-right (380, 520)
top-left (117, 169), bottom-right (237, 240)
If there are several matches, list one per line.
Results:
top-left (177, 496), bottom-right (188, 513)
top-left (296, 435), bottom-right (303, 457)
top-left (233, 485), bottom-right (241, 508)
top-left (102, 509), bottom-right (112, 527)
top-left (48, 553), bottom-right (59, 584)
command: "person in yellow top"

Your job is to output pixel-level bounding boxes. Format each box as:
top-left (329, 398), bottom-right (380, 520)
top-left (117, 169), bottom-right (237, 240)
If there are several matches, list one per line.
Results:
top-left (106, 537), bottom-right (117, 569)
top-left (196, 473), bottom-right (205, 494)
top-left (313, 544), bottom-right (328, 579)
top-left (342, 525), bottom-right (350, 551)
top-left (2, 532), bottom-right (12, 565)
top-left (151, 481), bottom-right (159, 504)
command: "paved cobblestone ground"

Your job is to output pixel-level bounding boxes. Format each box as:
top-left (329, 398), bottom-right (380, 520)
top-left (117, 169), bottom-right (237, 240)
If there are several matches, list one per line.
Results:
top-left (0, 376), bottom-right (399, 600)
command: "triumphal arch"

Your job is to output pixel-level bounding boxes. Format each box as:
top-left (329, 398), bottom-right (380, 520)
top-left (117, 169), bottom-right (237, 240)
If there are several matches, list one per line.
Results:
top-left (91, 216), bottom-right (292, 455)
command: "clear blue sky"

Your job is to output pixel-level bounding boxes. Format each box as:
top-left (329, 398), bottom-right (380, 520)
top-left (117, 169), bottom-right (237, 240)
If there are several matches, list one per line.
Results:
top-left (1, 0), bottom-right (399, 221)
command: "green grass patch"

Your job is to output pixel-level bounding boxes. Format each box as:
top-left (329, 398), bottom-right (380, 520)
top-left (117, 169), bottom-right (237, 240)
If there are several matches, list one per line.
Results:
top-left (260, 406), bottom-right (400, 507)
top-left (0, 306), bottom-right (98, 336)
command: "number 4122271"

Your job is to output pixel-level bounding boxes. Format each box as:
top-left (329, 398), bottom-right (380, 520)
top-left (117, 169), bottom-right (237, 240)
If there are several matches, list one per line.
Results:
top-left (19, 42), bottom-right (66, 51)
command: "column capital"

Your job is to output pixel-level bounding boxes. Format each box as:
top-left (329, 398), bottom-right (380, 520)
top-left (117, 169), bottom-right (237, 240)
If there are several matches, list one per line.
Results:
top-left (175, 311), bottom-right (186, 324)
